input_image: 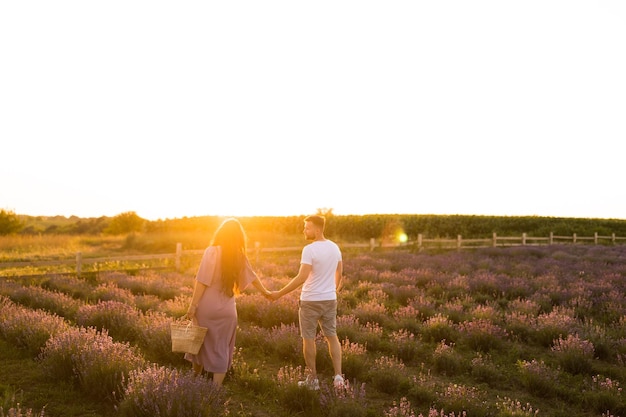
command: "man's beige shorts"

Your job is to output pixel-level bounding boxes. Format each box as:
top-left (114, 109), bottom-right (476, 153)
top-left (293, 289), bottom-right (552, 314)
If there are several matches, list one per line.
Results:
top-left (299, 300), bottom-right (338, 339)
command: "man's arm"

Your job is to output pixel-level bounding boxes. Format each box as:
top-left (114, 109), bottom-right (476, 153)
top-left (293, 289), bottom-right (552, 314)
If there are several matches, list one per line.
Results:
top-left (335, 260), bottom-right (343, 292)
top-left (273, 263), bottom-right (312, 299)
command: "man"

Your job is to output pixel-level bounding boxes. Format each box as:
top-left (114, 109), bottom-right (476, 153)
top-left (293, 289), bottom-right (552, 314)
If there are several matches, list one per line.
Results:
top-left (270, 215), bottom-right (344, 390)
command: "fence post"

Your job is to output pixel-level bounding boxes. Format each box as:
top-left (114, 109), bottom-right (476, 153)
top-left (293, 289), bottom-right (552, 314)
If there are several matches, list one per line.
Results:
top-left (573, 233), bottom-right (577, 244)
top-left (612, 233), bottom-right (616, 244)
top-left (594, 232), bottom-right (598, 245)
top-left (457, 235), bottom-right (462, 251)
top-left (417, 234), bottom-right (423, 252)
top-left (522, 233), bottom-right (527, 246)
top-left (76, 252), bottom-right (82, 277)
top-left (549, 232), bottom-right (553, 245)
top-left (492, 232), bottom-right (497, 247)
top-left (370, 238), bottom-right (376, 251)
top-left (175, 243), bottom-right (182, 271)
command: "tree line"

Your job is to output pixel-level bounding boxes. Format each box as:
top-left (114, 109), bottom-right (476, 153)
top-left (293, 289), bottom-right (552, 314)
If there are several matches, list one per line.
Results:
top-left (3, 209), bottom-right (626, 241)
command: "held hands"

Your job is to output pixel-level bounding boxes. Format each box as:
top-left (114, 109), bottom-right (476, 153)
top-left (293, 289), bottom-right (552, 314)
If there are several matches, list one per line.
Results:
top-left (260, 289), bottom-right (282, 301)
top-left (259, 285), bottom-right (282, 301)
top-left (268, 291), bottom-right (281, 301)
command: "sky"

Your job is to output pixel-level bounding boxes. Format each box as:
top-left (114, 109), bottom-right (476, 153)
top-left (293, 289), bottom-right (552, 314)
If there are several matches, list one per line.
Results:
top-left (1, 1), bottom-right (625, 221)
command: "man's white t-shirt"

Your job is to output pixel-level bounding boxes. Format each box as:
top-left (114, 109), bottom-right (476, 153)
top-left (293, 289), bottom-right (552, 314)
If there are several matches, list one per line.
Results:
top-left (300, 239), bottom-right (342, 302)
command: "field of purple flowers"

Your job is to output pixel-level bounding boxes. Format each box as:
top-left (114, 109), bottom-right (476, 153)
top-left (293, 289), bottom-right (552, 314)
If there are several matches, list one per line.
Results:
top-left (1, 244), bottom-right (626, 416)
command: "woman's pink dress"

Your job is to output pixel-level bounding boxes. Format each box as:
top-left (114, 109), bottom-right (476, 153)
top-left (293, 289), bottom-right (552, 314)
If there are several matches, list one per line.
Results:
top-left (184, 246), bottom-right (257, 373)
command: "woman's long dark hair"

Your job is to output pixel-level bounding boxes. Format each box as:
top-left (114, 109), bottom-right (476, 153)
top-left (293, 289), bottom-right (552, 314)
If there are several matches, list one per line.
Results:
top-left (210, 218), bottom-right (247, 297)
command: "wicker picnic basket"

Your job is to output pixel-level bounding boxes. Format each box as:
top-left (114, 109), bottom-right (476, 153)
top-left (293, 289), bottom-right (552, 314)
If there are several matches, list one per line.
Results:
top-left (170, 321), bottom-right (208, 355)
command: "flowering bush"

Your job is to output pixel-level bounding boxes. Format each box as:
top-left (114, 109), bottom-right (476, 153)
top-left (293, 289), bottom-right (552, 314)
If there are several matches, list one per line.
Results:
top-left (470, 353), bottom-right (501, 385)
top-left (432, 341), bottom-right (463, 376)
top-left (369, 355), bottom-right (408, 395)
top-left (276, 364), bottom-right (305, 387)
top-left (393, 304), bottom-right (422, 333)
top-left (351, 280), bottom-right (377, 300)
top-left (517, 359), bottom-right (560, 397)
top-left (40, 274), bottom-right (93, 299)
top-left (364, 320), bottom-right (383, 336)
top-left (443, 298), bottom-right (467, 324)
top-left (275, 365), bottom-right (320, 414)
top-left (118, 364), bottom-right (227, 417)
top-left (0, 280), bottom-right (21, 299)
top-left (228, 347), bottom-right (271, 395)
top-left (76, 300), bottom-right (142, 343)
top-left (351, 320), bottom-right (387, 352)
top-left (237, 292), bottom-right (299, 328)
top-left (505, 311), bottom-right (536, 342)
top-left (434, 383), bottom-right (485, 416)
top-left (457, 319), bottom-right (507, 352)
top-left (91, 281), bottom-right (135, 305)
top-left (509, 298), bottom-right (541, 316)
top-left (551, 334), bottom-right (595, 374)
top-left (471, 303), bottom-right (499, 321)
top-left (0, 296), bottom-right (69, 356)
top-left (351, 264), bottom-right (379, 283)
top-left (406, 371), bottom-right (437, 408)
top-left (137, 310), bottom-right (184, 365)
top-left (408, 294), bottom-right (437, 321)
top-left (336, 314), bottom-right (362, 343)
top-left (39, 326), bottom-right (145, 401)
top-left (341, 337), bottom-right (369, 380)
top-left (101, 271), bottom-right (184, 300)
top-left (421, 314), bottom-right (457, 344)
top-left (353, 299), bottom-right (389, 328)
top-left (447, 275), bottom-right (470, 294)
top-left (387, 283), bottom-right (421, 308)
top-left (3, 284), bottom-right (82, 320)
top-left (319, 378), bottom-right (368, 417)
top-left (266, 323), bottom-right (301, 362)
top-left (159, 294), bottom-right (189, 317)
top-left (468, 271), bottom-right (500, 299)
top-left (390, 328), bottom-right (419, 363)
top-left (495, 397), bottom-right (539, 416)
top-left (533, 307), bottom-right (579, 347)
top-left (583, 375), bottom-right (625, 414)
top-left (591, 374), bottom-right (623, 395)
top-left (134, 294), bottom-right (163, 312)
top-left (384, 397), bottom-right (469, 417)
top-left (385, 397), bottom-right (416, 417)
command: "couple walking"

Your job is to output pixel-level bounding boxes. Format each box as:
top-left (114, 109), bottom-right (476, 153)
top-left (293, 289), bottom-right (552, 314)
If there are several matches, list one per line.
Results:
top-left (184, 215), bottom-right (344, 390)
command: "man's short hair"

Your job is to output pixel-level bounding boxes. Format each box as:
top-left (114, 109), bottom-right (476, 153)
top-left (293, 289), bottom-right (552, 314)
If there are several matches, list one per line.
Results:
top-left (304, 215), bottom-right (326, 230)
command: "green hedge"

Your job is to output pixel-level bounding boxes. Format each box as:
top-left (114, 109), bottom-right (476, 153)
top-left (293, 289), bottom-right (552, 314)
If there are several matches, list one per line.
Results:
top-left (16, 213), bottom-right (626, 241)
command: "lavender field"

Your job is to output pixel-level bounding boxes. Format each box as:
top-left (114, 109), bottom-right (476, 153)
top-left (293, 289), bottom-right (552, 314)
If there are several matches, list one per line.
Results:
top-left (2, 244), bottom-right (626, 416)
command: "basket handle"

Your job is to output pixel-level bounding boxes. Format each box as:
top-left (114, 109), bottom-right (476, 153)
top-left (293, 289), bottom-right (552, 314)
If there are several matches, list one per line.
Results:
top-left (173, 318), bottom-right (195, 330)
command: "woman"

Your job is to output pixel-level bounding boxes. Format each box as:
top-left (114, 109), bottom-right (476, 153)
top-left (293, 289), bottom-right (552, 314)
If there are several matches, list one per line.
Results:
top-left (184, 217), bottom-right (271, 385)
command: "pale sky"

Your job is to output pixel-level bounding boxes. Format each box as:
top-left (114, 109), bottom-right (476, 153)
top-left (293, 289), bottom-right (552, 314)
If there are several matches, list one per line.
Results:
top-left (2, 1), bottom-right (625, 221)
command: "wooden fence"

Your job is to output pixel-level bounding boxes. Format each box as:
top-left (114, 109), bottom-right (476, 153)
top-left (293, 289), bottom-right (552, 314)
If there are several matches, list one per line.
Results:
top-left (413, 231), bottom-right (626, 251)
top-left (1, 232), bottom-right (626, 277)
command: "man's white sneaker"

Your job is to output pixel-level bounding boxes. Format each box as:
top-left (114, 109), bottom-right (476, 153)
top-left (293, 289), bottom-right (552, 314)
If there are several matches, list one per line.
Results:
top-left (333, 374), bottom-right (345, 388)
top-left (298, 376), bottom-right (320, 390)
